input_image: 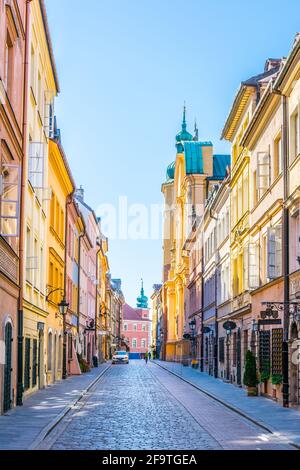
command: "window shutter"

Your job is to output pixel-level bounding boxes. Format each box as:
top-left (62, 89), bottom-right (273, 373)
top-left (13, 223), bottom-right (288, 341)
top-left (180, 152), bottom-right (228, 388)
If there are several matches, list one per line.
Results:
top-left (267, 227), bottom-right (276, 279)
top-left (248, 242), bottom-right (259, 289)
top-left (243, 245), bottom-right (249, 290)
top-left (275, 224), bottom-right (282, 277)
top-left (257, 151), bottom-right (270, 199)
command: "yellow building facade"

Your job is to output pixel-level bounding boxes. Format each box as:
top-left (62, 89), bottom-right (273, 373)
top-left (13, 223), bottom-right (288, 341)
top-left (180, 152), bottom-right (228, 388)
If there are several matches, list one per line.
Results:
top-left (96, 228), bottom-right (109, 362)
top-left (162, 109), bottom-right (230, 362)
top-left (22, 0), bottom-right (59, 397)
top-left (221, 60), bottom-right (284, 386)
top-left (45, 138), bottom-right (73, 384)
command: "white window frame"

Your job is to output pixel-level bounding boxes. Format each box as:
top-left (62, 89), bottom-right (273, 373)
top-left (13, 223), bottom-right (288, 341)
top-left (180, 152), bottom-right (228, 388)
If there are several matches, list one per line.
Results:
top-left (0, 162), bottom-right (21, 237)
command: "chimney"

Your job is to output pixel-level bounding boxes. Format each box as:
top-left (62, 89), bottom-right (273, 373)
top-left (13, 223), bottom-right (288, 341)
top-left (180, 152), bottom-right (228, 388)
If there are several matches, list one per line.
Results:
top-left (112, 279), bottom-right (122, 291)
top-left (264, 58), bottom-right (282, 72)
top-left (75, 185), bottom-right (84, 201)
top-left (294, 32), bottom-right (300, 47)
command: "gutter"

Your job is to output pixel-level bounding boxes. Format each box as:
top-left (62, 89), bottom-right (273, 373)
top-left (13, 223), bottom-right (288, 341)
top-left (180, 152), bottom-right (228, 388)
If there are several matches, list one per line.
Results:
top-left (17, 0), bottom-right (32, 407)
top-left (39, 0), bottom-right (60, 93)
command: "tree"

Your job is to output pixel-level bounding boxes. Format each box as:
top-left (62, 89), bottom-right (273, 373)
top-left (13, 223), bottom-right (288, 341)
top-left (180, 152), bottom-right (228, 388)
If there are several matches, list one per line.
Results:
top-left (243, 350), bottom-right (258, 388)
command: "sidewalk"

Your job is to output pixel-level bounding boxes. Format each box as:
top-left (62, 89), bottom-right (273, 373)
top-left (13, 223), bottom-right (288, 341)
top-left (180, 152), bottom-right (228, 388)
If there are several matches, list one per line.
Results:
top-left (154, 360), bottom-right (300, 448)
top-left (0, 363), bottom-right (111, 450)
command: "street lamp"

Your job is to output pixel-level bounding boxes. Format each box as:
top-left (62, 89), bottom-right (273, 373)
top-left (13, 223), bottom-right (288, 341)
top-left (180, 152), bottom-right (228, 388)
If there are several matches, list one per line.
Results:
top-left (58, 297), bottom-right (69, 316)
top-left (58, 297), bottom-right (69, 380)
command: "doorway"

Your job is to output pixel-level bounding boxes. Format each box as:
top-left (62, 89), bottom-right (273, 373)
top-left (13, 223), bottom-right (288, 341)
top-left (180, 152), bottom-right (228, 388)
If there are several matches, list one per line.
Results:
top-left (3, 323), bottom-right (13, 413)
top-left (290, 323), bottom-right (299, 406)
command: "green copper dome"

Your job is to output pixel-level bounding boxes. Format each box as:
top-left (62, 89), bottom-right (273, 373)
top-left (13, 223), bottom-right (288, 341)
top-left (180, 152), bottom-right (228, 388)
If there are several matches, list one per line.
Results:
top-left (166, 161), bottom-right (175, 181)
top-left (176, 105), bottom-right (193, 150)
top-left (137, 279), bottom-right (148, 309)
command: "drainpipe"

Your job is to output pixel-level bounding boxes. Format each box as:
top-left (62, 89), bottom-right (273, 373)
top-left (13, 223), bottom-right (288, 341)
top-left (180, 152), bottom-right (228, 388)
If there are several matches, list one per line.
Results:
top-left (282, 94), bottom-right (290, 408)
top-left (17, 0), bottom-right (32, 407)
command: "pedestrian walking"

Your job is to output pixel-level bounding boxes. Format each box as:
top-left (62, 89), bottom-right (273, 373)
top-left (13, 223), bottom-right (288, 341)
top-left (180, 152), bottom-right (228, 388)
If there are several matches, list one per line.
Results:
top-left (144, 353), bottom-right (148, 364)
top-left (148, 351), bottom-right (151, 361)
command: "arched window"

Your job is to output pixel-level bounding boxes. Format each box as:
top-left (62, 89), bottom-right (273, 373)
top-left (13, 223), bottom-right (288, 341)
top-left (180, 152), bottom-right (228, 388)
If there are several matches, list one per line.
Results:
top-left (47, 332), bottom-right (53, 370)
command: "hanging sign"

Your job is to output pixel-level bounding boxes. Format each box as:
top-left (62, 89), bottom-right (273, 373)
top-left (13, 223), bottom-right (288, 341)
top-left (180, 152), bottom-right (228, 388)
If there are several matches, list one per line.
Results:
top-left (223, 321), bottom-right (236, 332)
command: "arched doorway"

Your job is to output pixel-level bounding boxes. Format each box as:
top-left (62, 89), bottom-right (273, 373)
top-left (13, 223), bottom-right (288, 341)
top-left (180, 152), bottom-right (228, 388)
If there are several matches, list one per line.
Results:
top-left (290, 322), bottom-right (299, 406)
top-left (3, 323), bottom-right (13, 413)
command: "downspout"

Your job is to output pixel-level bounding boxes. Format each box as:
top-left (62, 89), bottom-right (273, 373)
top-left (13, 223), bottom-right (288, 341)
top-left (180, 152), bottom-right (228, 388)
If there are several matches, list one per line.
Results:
top-left (17, 0), bottom-right (32, 407)
top-left (282, 94), bottom-right (290, 408)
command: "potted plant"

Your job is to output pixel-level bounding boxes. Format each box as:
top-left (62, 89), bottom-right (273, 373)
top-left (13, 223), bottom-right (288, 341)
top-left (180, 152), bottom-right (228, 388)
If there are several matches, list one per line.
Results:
top-left (259, 364), bottom-right (270, 394)
top-left (271, 373), bottom-right (283, 400)
top-left (243, 350), bottom-right (259, 396)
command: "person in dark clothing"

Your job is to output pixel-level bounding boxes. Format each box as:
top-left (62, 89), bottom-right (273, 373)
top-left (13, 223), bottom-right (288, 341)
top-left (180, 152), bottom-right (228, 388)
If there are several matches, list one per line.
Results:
top-left (144, 353), bottom-right (148, 364)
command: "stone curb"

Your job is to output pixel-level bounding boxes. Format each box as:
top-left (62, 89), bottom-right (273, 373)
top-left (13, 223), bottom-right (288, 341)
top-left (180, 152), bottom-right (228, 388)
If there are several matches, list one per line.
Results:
top-left (29, 364), bottom-right (111, 450)
top-left (151, 361), bottom-right (300, 450)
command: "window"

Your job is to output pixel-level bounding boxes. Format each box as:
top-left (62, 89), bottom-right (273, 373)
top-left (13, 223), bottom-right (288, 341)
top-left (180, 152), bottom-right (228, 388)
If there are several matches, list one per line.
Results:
top-left (257, 151), bottom-right (270, 199)
top-left (123, 324), bottom-right (128, 331)
top-left (58, 335), bottom-right (62, 370)
top-left (273, 134), bottom-right (282, 179)
top-left (267, 225), bottom-right (282, 280)
top-left (142, 324), bottom-right (146, 332)
top-left (26, 226), bottom-right (32, 283)
top-left (243, 245), bottom-right (249, 291)
top-left (132, 338), bottom-right (137, 348)
top-left (291, 110), bottom-right (299, 163)
top-left (47, 332), bottom-right (52, 370)
top-left (237, 179), bottom-right (243, 221)
top-left (4, 31), bottom-right (13, 95)
top-left (28, 142), bottom-right (45, 189)
top-left (24, 338), bottom-right (31, 390)
top-left (133, 324), bottom-right (137, 331)
top-left (219, 337), bottom-right (225, 363)
top-left (248, 242), bottom-right (260, 289)
top-left (30, 45), bottom-right (35, 90)
top-left (34, 238), bottom-right (38, 288)
top-left (141, 339), bottom-right (146, 349)
top-left (253, 170), bottom-right (258, 207)
top-left (232, 333), bottom-right (237, 367)
top-left (0, 158), bottom-right (21, 245)
top-left (32, 339), bottom-right (38, 387)
top-left (243, 330), bottom-right (248, 361)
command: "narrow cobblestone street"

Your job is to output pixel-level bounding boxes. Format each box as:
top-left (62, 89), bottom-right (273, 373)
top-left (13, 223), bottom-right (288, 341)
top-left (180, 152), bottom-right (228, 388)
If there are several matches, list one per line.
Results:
top-left (36, 362), bottom-right (294, 451)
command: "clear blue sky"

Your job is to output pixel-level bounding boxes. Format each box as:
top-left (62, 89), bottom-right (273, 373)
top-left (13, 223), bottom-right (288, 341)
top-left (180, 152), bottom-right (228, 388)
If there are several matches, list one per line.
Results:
top-left (45, 0), bottom-right (300, 306)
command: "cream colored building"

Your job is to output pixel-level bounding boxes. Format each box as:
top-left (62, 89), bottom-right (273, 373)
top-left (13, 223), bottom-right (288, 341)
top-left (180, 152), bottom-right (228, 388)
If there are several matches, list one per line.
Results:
top-left (22, 0), bottom-right (59, 397)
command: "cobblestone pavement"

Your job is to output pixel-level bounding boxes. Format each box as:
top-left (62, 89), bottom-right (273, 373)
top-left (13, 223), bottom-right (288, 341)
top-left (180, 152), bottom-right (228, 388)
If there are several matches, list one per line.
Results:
top-left (38, 361), bottom-right (294, 450)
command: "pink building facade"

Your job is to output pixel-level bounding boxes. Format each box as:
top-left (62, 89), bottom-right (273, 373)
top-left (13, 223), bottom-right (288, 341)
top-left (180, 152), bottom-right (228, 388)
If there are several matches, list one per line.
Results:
top-left (75, 188), bottom-right (98, 366)
top-left (0, 0), bottom-right (26, 413)
top-left (122, 304), bottom-right (151, 359)
top-left (65, 197), bottom-right (83, 375)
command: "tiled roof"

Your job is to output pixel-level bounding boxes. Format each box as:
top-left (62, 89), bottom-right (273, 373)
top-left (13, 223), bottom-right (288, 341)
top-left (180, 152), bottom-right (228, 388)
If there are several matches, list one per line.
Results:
top-left (212, 154), bottom-right (231, 180)
top-left (123, 303), bottom-right (150, 321)
top-left (184, 141), bottom-right (213, 175)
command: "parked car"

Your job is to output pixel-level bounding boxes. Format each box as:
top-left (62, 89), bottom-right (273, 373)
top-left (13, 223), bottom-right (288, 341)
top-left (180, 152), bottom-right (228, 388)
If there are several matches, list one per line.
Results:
top-left (112, 351), bottom-right (129, 364)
